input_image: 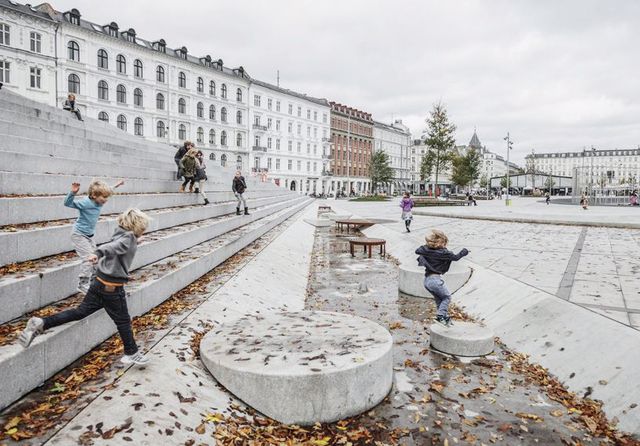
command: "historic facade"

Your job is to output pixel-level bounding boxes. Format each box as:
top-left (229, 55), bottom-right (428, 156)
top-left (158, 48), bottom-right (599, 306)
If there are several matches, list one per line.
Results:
top-left (372, 119), bottom-right (411, 194)
top-left (247, 79), bottom-right (330, 194)
top-left (328, 102), bottom-right (373, 195)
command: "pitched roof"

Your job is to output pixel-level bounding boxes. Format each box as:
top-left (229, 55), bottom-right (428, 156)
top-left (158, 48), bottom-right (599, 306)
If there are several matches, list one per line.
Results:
top-left (0, 0), bottom-right (55, 22)
top-left (468, 130), bottom-right (482, 148)
top-left (251, 79), bottom-right (329, 107)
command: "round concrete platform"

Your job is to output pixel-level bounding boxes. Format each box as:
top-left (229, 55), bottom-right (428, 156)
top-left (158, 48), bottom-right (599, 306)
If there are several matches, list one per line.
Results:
top-left (200, 311), bottom-right (393, 425)
top-left (303, 217), bottom-right (333, 227)
top-left (429, 321), bottom-right (494, 357)
top-left (399, 264), bottom-right (432, 298)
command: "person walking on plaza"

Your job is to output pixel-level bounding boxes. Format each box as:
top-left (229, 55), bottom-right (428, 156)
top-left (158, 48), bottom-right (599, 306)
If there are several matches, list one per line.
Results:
top-left (415, 229), bottom-right (469, 327)
top-left (179, 148), bottom-right (198, 193)
top-left (194, 150), bottom-right (209, 205)
top-left (630, 190), bottom-right (638, 206)
top-left (65, 179), bottom-right (124, 294)
top-left (19, 208), bottom-right (151, 366)
top-left (63, 93), bottom-right (83, 121)
top-left (400, 192), bottom-right (414, 233)
top-left (466, 192), bottom-right (477, 206)
top-left (232, 170), bottom-right (249, 215)
top-left (545, 192), bottom-right (551, 205)
top-left (580, 193), bottom-right (589, 210)
top-left (174, 141), bottom-right (192, 180)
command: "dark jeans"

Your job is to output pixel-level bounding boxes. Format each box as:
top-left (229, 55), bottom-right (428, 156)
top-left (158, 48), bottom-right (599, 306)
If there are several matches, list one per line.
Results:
top-left (43, 280), bottom-right (138, 355)
top-left (66, 109), bottom-right (83, 121)
top-left (182, 176), bottom-right (195, 189)
top-left (174, 158), bottom-right (182, 179)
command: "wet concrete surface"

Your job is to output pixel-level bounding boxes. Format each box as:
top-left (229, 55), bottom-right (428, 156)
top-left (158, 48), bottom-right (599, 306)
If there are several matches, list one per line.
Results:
top-left (306, 225), bottom-right (609, 446)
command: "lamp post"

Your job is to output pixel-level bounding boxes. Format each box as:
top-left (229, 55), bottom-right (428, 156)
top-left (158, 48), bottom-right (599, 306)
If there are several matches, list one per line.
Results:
top-left (590, 146), bottom-right (595, 199)
top-left (504, 133), bottom-right (513, 205)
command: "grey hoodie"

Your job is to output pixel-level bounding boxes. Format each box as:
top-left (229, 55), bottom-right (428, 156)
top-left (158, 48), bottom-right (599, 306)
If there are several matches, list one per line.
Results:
top-left (95, 226), bottom-right (138, 284)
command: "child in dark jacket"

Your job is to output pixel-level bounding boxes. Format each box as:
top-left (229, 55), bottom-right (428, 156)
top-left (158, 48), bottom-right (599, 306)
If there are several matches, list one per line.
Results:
top-left (416, 229), bottom-right (469, 326)
top-left (19, 209), bottom-right (151, 365)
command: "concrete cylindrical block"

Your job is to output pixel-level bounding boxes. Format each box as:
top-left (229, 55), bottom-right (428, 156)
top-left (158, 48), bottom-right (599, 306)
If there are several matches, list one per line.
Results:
top-left (303, 217), bottom-right (333, 227)
top-left (430, 321), bottom-right (495, 357)
top-left (399, 264), bottom-right (431, 298)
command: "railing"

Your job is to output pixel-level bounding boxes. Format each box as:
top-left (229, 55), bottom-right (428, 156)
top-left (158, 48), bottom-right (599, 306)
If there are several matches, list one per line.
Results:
top-left (252, 146), bottom-right (267, 152)
top-left (322, 137), bottom-right (331, 142)
top-left (252, 124), bottom-right (268, 131)
top-left (322, 171), bottom-right (334, 176)
top-left (322, 154), bottom-right (333, 160)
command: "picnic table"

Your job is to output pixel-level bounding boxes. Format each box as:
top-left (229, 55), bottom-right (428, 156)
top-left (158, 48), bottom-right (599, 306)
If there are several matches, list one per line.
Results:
top-left (348, 238), bottom-right (386, 258)
top-left (335, 219), bottom-right (374, 232)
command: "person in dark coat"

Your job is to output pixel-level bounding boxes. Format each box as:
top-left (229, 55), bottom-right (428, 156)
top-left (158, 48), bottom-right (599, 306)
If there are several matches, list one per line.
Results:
top-left (63, 94), bottom-right (83, 121)
top-left (174, 141), bottom-right (192, 180)
top-left (232, 170), bottom-right (249, 215)
top-left (179, 148), bottom-right (198, 192)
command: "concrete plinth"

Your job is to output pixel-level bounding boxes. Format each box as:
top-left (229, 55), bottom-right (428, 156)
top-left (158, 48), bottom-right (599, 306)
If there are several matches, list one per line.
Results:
top-left (398, 264), bottom-right (431, 298)
top-left (303, 218), bottom-right (333, 227)
top-left (430, 321), bottom-right (494, 357)
top-left (326, 213), bottom-right (352, 221)
top-left (200, 311), bottom-right (393, 425)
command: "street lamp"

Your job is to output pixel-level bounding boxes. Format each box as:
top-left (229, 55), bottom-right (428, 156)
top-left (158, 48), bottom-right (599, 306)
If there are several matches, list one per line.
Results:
top-left (504, 133), bottom-right (513, 205)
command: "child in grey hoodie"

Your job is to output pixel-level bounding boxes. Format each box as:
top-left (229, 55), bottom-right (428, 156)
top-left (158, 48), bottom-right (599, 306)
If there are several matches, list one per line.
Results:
top-left (19, 209), bottom-right (151, 366)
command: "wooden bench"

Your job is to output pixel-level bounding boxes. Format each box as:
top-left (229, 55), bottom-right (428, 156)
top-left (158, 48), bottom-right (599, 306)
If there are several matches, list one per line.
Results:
top-left (349, 238), bottom-right (386, 258)
top-left (335, 219), bottom-right (374, 232)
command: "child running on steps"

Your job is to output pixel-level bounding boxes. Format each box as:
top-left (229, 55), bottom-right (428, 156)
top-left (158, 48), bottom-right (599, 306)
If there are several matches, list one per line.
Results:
top-left (65, 179), bottom-right (124, 294)
top-left (415, 229), bottom-right (469, 327)
top-left (19, 208), bottom-right (151, 365)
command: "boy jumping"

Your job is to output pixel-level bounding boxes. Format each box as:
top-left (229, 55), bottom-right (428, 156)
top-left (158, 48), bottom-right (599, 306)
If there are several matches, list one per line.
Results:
top-left (19, 208), bottom-right (151, 365)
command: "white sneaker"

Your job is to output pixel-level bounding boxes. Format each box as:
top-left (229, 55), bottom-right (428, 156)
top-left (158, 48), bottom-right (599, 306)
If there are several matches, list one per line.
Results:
top-left (18, 317), bottom-right (44, 348)
top-left (120, 352), bottom-right (150, 366)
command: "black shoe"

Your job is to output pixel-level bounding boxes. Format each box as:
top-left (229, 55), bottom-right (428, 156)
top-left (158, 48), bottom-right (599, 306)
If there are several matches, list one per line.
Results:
top-left (204, 198), bottom-right (209, 205)
top-left (435, 316), bottom-right (448, 327)
top-left (244, 207), bottom-right (250, 215)
top-left (194, 188), bottom-right (199, 194)
top-left (407, 227), bottom-right (411, 233)
top-left (236, 208), bottom-right (241, 215)
top-left (0, 82), bottom-right (3, 90)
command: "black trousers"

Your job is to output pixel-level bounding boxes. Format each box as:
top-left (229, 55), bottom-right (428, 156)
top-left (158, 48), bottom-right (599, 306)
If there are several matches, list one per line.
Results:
top-left (43, 280), bottom-right (138, 355)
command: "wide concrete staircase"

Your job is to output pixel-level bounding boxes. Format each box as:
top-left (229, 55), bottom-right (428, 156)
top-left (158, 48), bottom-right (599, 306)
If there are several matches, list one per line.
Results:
top-left (0, 89), bottom-right (312, 411)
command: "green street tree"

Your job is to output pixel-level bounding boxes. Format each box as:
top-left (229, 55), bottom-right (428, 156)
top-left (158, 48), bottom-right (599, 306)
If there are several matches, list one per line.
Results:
top-left (369, 150), bottom-right (394, 193)
top-left (500, 176), bottom-right (512, 189)
top-left (450, 148), bottom-right (482, 191)
top-left (479, 174), bottom-right (489, 189)
top-left (422, 102), bottom-right (456, 196)
top-left (419, 150), bottom-right (436, 182)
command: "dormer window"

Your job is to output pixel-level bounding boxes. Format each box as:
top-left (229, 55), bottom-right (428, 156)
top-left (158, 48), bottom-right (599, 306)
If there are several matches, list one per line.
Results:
top-left (177, 46), bottom-right (188, 60)
top-left (105, 22), bottom-right (119, 38)
top-left (66, 8), bottom-right (81, 26)
top-left (123, 28), bottom-right (136, 43)
top-left (153, 39), bottom-right (166, 53)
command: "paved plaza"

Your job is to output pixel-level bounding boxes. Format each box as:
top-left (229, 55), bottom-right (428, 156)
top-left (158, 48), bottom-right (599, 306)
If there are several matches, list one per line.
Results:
top-left (335, 197), bottom-right (640, 330)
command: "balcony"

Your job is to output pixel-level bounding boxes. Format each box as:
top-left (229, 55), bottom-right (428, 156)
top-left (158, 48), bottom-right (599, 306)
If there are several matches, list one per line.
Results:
top-left (252, 124), bottom-right (268, 131)
top-left (322, 137), bottom-right (331, 142)
top-left (251, 167), bottom-right (269, 173)
top-left (252, 146), bottom-right (268, 153)
top-left (322, 170), bottom-right (334, 176)
top-left (322, 154), bottom-right (333, 160)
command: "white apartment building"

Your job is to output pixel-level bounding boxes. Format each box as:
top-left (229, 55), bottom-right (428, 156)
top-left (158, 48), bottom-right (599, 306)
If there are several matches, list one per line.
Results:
top-left (373, 119), bottom-right (411, 194)
top-left (409, 140), bottom-right (454, 194)
top-left (248, 80), bottom-right (330, 194)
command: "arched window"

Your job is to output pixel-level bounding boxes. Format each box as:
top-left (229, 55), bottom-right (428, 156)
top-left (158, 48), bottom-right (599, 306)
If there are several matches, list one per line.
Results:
top-left (236, 155), bottom-right (242, 169)
top-left (156, 93), bottom-right (164, 110)
top-left (68, 73), bottom-right (80, 94)
top-left (221, 107), bottom-right (227, 122)
top-left (221, 154), bottom-right (227, 167)
top-left (134, 117), bottom-right (144, 136)
top-left (221, 83), bottom-right (227, 99)
top-left (209, 105), bottom-right (216, 120)
top-left (221, 130), bottom-right (227, 146)
top-left (178, 71), bottom-right (186, 88)
top-left (197, 127), bottom-right (204, 143)
top-left (97, 49), bottom-right (108, 69)
top-left (236, 88), bottom-right (242, 102)
top-left (133, 59), bottom-right (143, 78)
top-left (209, 80), bottom-right (216, 95)
top-left (68, 41), bottom-right (79, 61)
top-left (116, 54), bottom-right (126, 74)
top-left (117, 114), bottom-right (127, 131)
top-left (197, 77), bottom-right (204, 93)
top-left (178, 97), bottom-right (186, 114)
top-left (209, 129), bottom-right (216, 145)
top-left (236, 110), bottom-right (242, 125)
top-left (98, 111), bottom-right (109, 122)
top-left (116, 84), bottom-right (126, 103)
top-left (156, 120), bottom-right (165, 138)
top-left (178, 123), bottom-right (186, 140)
top-left (209, 152), bottom-right (216, 161)
top-left (134, 88), bottom-right (143, 107)
top-left (156, 65), bottom-right (165, 83)
top-left (236, 133), bottom-right (243, 147)
top-left (98, 80), bottom-right (109, 100)
top-left (197, 102), bottom-right (204, 118)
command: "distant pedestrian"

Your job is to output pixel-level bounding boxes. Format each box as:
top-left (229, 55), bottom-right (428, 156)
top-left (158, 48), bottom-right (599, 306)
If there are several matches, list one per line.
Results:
top-left (19, 208), bottom-right (152, 366)
top-left (580, 193), bottom-right (589, 210)
top-left (466, 192), bottom-right (477, 206)
top-left (174, 141), bottom-right (192, 180)
top-left (630, 191), bottom-right (638, 206)
top-left (415, 229), bottom-right (469, 327)
top-left (545, 192), bottom-right (550, 205)
top-left (232, 170), bottom-right (249, 215)
top-left (194, 151), bottom-right (209, 205)
top-left (179, 148), bottom-right (198, 193)
top-left (400, 192), bottom-right (414, 233)
top-left (63, 94), bottom-right (83, 121)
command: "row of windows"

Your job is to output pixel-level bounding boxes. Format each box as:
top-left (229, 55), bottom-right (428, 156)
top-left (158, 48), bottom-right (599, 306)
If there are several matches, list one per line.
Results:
top-left (253, 94), bottom-right (328, 123)
top-left (0, 24), bottom-right (40, 52)
top-left (253, 157), bottom-right (319, 173)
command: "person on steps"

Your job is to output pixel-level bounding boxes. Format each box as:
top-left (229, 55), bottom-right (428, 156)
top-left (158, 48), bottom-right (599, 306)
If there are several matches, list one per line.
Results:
top-left (63, 93), bottom-right (83, 121)
top-left (179, 148), bottom-right (198, 193)
top-left (416, 229), bottom-right (469, 327)
top-left (580, 193), bottom-right (589, 210)
top-left (232, 170), bottom-right (249, 215)
top-left (194, 150), bottom-right (209, 205)
top-left (19, 208), bottom-right (151, 366)
top-left (65, 179), bottom-right (124, 294)
top-left (174, 141), bottom-right (192, 180)
top-left (400, 192), bottom-right (414, 233)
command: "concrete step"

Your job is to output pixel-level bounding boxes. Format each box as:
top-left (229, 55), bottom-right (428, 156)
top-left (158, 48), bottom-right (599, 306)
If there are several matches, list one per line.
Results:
top-left (0, 193), bottom-right (298, 267)
top-left (0, 195), bottom-right (308, 325)
top-left (0, 198), bottom-right (312, 411)
top-left (0, 189), bottom-right (290, 226)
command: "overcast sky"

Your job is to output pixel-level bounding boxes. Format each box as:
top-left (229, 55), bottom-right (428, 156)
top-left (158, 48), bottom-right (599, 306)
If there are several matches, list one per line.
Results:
top-left (52, 0), bottom-right (640, 164)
